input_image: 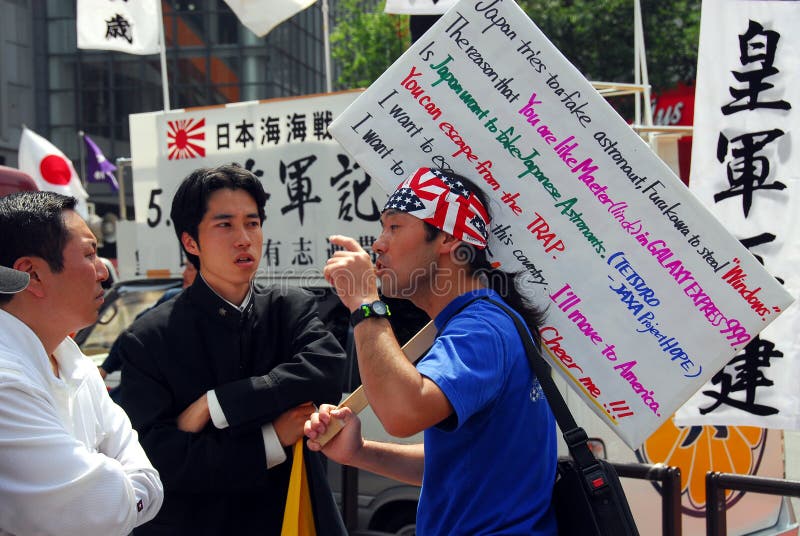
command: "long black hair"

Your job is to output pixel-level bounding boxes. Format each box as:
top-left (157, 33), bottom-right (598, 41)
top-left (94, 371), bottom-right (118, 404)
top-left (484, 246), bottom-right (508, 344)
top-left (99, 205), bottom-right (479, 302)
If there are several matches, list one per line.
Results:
top-left (422, 170), bottom-right (547, 344)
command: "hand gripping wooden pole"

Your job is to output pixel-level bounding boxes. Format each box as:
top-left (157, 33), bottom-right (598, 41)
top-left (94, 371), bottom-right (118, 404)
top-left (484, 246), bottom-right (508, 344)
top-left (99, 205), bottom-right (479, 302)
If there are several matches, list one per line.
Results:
top-left (316, 321), bottom-right (438, 447)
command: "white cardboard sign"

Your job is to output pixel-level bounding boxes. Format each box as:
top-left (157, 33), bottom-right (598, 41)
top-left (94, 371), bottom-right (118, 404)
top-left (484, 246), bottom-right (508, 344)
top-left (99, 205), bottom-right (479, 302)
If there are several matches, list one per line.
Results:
top-left (328, 0), bottom-right (794, 448)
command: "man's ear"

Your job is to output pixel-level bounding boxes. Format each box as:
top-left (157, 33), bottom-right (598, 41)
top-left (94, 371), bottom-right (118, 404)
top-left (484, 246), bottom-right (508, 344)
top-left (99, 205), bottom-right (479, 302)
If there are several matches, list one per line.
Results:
top-left (181, 232), bottom-right (200, 256)
top-left (437, 232), bottom-right (461, 255)
top-left (13, 257), bottom-right (46, 298)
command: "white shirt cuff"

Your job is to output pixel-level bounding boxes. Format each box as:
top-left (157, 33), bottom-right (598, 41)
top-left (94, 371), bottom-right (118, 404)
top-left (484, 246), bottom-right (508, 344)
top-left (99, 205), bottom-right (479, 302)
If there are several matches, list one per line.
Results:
top-left (262, 423), bottom-right (287, 468)
top-left (206, 390), bottom-right (229, 429)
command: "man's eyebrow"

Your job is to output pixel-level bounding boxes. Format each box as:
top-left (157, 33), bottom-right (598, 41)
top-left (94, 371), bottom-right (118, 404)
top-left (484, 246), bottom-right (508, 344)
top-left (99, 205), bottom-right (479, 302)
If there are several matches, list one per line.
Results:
top-left (79, 231), bottom-right (98, 250)
top-left (380, 209), bottom-right (399, 224)
top-left (210, 213), bottom-right (233, 220)
top-left (208, 212), bottom-right (260, 221)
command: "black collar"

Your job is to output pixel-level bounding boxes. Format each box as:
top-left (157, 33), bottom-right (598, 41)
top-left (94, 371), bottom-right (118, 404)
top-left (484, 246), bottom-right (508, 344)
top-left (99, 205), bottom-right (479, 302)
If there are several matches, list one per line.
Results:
top-left (184, 276), bottom-right (255, 329)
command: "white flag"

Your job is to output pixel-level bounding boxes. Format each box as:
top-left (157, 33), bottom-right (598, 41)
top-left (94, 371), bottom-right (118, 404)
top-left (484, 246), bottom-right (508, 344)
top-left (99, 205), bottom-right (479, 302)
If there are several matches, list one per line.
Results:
top-left (223, 0), bottom-right (317, 38)
top-left (384, 0), bottom-right (457, 15)
top-left (77, 0), bottom-right (161, 55)
top-left (676, 0), bottom-right (800, 430)
top-left (18, 128), bottom-right (90, 219)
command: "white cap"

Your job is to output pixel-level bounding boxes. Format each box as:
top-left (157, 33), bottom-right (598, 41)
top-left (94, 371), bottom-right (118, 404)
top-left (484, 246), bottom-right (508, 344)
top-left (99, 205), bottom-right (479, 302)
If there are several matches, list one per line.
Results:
top-left (0, 265), bottom-right (30, 294)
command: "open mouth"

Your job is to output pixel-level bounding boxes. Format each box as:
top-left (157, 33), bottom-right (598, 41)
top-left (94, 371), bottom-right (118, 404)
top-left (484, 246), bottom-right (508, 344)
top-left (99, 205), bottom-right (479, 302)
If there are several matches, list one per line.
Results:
top-left (235, 254), bottom-right (255, 265)
top-left (374, 261), bottom-right (390, 277)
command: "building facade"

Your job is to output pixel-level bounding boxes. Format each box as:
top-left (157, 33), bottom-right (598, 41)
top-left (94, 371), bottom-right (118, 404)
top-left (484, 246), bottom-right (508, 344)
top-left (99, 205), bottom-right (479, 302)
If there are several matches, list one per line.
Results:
top-left (1, 0), bottom-right (330, 211)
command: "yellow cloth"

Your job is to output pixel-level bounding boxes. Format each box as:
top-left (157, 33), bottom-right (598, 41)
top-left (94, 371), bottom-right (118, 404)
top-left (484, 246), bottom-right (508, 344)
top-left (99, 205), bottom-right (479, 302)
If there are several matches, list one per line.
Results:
top-left (281, 440), bottom-right (317, 536)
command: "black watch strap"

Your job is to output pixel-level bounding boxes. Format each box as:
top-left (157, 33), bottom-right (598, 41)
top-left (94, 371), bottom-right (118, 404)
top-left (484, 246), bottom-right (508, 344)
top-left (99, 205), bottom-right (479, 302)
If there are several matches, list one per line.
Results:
top-left (350, 300), bottom-right (391, 327)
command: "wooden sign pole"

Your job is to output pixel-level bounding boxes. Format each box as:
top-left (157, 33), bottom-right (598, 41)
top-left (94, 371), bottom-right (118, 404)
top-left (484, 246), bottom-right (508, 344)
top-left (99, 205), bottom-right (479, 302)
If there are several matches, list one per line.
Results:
top-left (316, 321), bottom-right (437, 446)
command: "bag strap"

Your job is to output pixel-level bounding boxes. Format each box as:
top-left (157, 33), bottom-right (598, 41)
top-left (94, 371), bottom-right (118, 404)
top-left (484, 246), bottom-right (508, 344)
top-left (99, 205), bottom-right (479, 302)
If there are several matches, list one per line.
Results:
top-left (480, 298), bottom-right (604, 479)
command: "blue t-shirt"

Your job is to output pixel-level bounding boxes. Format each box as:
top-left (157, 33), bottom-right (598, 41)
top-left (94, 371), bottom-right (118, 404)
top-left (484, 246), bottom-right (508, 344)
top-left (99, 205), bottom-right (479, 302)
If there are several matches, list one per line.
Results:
top-left (415, 288), bottom-right (558, 535)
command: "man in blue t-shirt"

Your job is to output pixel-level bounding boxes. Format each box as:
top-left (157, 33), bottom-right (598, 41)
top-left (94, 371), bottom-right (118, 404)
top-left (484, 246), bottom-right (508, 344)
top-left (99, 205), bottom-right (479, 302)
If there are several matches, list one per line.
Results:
top-left (306, 167), bottom-right (558, 535)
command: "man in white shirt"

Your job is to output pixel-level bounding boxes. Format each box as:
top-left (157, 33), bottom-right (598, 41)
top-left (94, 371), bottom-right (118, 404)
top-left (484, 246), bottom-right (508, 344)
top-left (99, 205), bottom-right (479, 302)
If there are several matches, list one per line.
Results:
top-left (0, 191), bottom-right (163, 536)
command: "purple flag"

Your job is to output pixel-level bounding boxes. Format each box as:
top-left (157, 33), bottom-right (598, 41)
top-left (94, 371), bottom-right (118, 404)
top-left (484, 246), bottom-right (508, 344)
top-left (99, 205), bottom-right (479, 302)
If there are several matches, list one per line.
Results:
top-left (84, 134), bottom-right (119, 191)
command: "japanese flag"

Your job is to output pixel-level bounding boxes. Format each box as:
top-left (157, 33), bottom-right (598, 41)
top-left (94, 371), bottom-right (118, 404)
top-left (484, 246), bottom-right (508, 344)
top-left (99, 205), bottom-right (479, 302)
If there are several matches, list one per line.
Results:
top-left (77, 0), bottom-right (161, 55)
top-left (223, 0), bottom-right (317, 37)
top-left (18, 128), bottom-right (90, 219)
top-left (384, 0), bottom-right (457, 15)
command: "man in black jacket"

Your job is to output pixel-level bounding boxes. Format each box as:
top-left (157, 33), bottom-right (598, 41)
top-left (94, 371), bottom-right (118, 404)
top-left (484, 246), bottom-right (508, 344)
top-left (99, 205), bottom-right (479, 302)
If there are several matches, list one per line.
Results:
top-left (117, 164), bottom-right (346, 535)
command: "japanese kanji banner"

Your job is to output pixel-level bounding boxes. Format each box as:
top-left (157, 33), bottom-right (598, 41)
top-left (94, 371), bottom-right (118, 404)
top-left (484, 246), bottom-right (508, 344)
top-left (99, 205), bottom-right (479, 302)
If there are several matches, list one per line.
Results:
top-left (327, 0), bottom-right (794, 448)
top-left (385, 0), bottom-right (458, 15)
top-left (126, 91), bottom-right (388, 285)
top-left (676, 0), bottom-right (800, 430)
top-left (77, 0), bottom-right (161, 55)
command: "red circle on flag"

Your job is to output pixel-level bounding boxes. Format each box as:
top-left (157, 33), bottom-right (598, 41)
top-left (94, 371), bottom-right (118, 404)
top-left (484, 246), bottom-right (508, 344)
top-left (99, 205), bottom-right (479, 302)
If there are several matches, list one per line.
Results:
top-left (39, 155), bottom-right (72, 186)
top-left (175, 130), bottom-right (188, 148)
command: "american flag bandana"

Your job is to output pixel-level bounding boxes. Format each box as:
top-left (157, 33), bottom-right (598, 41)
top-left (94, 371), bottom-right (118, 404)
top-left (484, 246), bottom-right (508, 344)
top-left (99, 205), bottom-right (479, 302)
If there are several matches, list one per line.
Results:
top-left (383, 167), bottom-right (490, 249)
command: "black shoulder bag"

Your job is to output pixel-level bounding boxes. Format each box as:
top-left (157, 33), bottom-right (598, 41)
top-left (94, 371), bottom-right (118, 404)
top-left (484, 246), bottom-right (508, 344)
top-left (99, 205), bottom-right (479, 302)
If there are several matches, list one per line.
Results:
top-left (486, 298), bottom-right (639, 536)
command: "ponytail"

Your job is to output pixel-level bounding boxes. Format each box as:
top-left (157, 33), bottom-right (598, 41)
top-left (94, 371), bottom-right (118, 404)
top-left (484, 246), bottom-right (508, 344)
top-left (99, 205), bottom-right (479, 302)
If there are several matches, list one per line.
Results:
top-left (422, 169), bottom-right (548, 342)
top-left (467, 246), bottom-right (547, 346)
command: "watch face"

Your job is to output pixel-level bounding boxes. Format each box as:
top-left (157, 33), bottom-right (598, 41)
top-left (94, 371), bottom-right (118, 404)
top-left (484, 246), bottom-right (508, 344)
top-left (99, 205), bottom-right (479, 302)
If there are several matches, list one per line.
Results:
top-left (372, 301), bottom-right (388, 315)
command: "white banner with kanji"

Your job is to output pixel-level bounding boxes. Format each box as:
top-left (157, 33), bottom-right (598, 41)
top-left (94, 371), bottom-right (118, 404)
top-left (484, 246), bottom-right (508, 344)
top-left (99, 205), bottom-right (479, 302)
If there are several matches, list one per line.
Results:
top-left (676, 0), bottom-right (800, 430)
top-left (77, 0), bottom-right (161, 55)
top-left (327, 0), bottom-right (794, 448)
top-left (127, 91), bottom-right (388, 286)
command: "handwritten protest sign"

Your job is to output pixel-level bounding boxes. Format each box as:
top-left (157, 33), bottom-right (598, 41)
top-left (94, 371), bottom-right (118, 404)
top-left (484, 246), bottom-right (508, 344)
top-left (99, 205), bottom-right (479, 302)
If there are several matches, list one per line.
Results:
top-left (127, 91), bottom-right (386, 284)
top-left (328, 0), bottom-right (794, 448)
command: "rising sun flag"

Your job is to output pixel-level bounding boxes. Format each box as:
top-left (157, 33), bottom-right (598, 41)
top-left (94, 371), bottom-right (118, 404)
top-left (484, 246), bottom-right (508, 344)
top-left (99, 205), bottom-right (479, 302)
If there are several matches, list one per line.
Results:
top-left (167, 118), bottom-right (206, 160)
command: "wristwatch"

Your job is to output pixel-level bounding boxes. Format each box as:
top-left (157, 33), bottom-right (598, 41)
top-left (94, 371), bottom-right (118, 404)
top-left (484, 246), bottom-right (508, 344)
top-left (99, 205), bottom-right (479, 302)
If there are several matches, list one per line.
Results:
top-left (350, 300), bottom-right (391, 327)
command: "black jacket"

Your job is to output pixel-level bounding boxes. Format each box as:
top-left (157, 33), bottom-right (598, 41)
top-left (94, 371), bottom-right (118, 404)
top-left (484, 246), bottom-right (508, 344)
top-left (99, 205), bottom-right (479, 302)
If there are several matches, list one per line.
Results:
top-left (117, 277), bottom-right (346, 535)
